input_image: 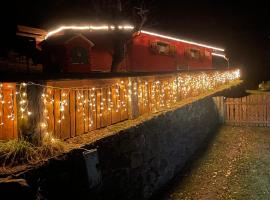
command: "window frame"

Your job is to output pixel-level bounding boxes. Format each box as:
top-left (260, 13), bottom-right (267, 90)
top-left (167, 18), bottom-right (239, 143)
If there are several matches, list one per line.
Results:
top-left (71, 46), bottom-right (89, 65)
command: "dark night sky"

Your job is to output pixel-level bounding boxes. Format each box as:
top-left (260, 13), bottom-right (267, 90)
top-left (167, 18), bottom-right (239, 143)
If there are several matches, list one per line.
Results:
top-left (2, 0), bottom-right (270, 82)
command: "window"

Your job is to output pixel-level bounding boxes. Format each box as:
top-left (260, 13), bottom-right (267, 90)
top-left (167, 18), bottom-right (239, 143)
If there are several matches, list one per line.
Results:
top-left (149, 41), bottom-right (176, 56)
top-left (71, 46), bottom-right (89, 64)
top-left (186, 48), bottom-right (202, 60)
top-left (156, 41), bottom-right (169, 54)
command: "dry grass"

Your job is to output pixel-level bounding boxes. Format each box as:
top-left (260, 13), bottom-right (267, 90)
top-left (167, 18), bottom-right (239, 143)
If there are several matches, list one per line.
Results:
top-left (0, 136), bottom-right (66, 168)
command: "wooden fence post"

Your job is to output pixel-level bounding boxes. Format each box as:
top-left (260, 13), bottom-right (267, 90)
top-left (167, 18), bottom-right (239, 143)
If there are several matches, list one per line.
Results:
top-left (213, 96), bottom-right (226, 124)
top-left (16, 82), bottom-right (45, 145)
top-left (127, 77), bottom-right (140, 120)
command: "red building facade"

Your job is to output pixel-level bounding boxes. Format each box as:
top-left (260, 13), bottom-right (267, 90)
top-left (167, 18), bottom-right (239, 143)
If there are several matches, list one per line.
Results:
top-left (42, 29), bottom-right (224, 73)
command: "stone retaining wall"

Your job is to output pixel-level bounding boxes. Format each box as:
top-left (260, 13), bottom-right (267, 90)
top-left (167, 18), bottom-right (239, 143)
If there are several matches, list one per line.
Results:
top-left (1, 96), bottom-right (220, 200)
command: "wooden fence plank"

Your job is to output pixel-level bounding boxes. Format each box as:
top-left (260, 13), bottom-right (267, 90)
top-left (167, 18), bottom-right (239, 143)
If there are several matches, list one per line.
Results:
top-left (53, 89), bottom-right (61, 138)
top-left (88, 89), bottom-right (96, 131)
top-left (235, 98), bottom-right (239, 126)
top-left (107, 87), bottom-right (112, 126)
top-left (75, 90), bottom-right (84, 136)
top-left (96, 89), bottom-right (101, 129)
top-left (46, 89), bottom-right (54, 137)
top-left (69, 90), bottom-right (76, 138)
top-left (2, 88), bottom-right (14, 140)
top-left (60, 90), bottom-right (71, 140)
top-left (242, 96), bottom-right (246, 124)
top-left (100, 88), bottom-right (107, 128)
top-left (111, 86), bottom-right (120, 124)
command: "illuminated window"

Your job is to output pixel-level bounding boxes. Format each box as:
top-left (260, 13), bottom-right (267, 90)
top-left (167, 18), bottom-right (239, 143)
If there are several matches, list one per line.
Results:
top-left (150, 41), bottom-right (176, 56)
top-left (187, 49), bottom-right (201, 59)
top-left (71, 46), bottom-right (89, 64)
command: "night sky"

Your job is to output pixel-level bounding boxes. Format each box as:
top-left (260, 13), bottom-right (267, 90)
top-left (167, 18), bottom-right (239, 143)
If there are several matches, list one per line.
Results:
top-left (2, 0), bottom-right (270, 84)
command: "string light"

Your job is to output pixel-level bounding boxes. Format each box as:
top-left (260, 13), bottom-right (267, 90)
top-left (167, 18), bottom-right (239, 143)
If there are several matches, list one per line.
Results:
top-left (88, 88), bottom-right (95, 128)
top-left (140, 30), bottom-right (225, 52)
top-left (18, 83), bottom-right (30, 120)
top-left (45, 25), bottom-right (222, 54)
top-left (212, 53), bottom-right (227, 59)
top-left (7, 92), bottom-right (15, 121)
top-left (45, 24), bottom-right (134, 39)
top-left (0, 69), bottom-right (240, 139)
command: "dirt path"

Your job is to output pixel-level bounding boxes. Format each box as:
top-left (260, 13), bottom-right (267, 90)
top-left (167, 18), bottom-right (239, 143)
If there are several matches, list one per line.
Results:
top-left (158, 126), bottom-right (270, 200)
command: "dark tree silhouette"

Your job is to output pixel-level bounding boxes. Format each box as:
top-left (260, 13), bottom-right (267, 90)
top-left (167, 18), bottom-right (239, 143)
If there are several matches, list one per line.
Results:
top-left (91, 0), bottom-right (152, 72)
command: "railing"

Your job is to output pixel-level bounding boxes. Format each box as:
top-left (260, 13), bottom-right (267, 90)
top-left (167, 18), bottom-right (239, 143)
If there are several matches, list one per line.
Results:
top-left (0, 69), bottom-right (240, 141)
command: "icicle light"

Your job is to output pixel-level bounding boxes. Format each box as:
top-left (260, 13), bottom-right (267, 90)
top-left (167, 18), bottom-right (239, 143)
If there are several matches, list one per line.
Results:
top-left (0, 69), bottom-right (240, 139)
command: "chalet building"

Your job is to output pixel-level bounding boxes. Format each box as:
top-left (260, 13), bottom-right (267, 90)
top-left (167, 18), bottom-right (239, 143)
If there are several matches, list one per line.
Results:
top-left (41, 32), bottom-right (121, 73)
top-left (41, 29), bottom-right (226, 73)
top-left (10, 25), bottom-right (227, 73)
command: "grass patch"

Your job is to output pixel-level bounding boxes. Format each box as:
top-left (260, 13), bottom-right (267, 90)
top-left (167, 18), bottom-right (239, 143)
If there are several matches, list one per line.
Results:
top-left (0, 136), bottom-right (66, 168)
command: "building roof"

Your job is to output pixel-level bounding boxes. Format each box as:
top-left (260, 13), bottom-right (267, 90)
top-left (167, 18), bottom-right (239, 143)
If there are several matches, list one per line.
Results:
top-left (40, 33), bottom-right (95, 47)
top-left (17, 25), bottom-right (225, 53)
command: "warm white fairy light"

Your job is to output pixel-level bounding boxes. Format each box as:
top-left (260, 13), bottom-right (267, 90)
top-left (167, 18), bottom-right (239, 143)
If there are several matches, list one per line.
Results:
top-left (88, 88), bottom-right (95, 128)
top-left (19, 83), bottom-right (30, 120)
top-left (7, 92), bottom-right (15, 121)
top-left (140, 30), bottom-right (225, 52)
top-left (40, 122), bottom-right (47, 128)
top-left (57, 90), bottom-right (70, 124)
top-left (81, 90), bottom-right (87, 122)
top-left (140, 69), bottom-right (239, 113)
top-left (212, 52), bottom-right (227, 59)
top-left (41, 89), bottom-right (49, 132)
top-left (115, 84), bottom-right (120, 113)
top-left (45, 24), bottom-right (134, 39)
top-left (118, 25), bottom-right (134, 30)
top-left (107, 87), bottom-right (113, 112)
top-left (122, 82), bottom-right (128, 112)
top-left (0, 69), bottom-right (240, 140)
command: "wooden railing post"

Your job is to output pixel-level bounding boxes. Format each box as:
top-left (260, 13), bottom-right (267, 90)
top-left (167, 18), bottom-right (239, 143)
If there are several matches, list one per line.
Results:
top-left (127, 77), bottom-right (140, 120)
top-left (16, 82), bottom-right (45, 145)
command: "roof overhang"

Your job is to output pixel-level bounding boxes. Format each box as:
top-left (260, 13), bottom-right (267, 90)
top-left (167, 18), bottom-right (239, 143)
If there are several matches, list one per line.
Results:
top-left (140, 30), bottom-right (225, 52)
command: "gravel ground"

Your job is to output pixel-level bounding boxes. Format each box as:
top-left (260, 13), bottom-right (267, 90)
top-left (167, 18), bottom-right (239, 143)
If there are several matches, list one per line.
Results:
top-left (157, 126), bottom-right (270, 200)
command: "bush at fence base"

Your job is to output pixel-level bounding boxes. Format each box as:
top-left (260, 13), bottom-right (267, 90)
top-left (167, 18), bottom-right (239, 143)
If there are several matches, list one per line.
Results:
top-left (0, 137), bottom-right (66, 167)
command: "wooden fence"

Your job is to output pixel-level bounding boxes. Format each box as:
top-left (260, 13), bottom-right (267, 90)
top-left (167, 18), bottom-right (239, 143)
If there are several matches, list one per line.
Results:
top-left (0, 83), bottom-right (18, 140)
top-left (214, 94), bottom-right (270, 126)
top-left (44, 78), bottom-right (130, 140)
top-left (0, 69), bottom-right (240, 141)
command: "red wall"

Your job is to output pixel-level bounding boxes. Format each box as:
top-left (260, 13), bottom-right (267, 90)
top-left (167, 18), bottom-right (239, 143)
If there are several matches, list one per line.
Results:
top-left (43, 32), bottom-right (213, 73)
top-left (126, 33), bottom-right (213, 72)
top-left (65, 37), bottom-right (92, 73)
top-left (126, 34), bottom-right (176, 72)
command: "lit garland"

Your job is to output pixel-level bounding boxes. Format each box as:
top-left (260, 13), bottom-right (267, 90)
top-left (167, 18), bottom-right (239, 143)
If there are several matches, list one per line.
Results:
top-left (88, 87), bottom-right (96, 128)
top-left (7, 91), bottom-right (15, 121)
top-left (140, 30), bottom-right (225, 52)
top-left (45, 25), bottom-right (224, 53)
top-left (19, 83), bottom-right (31, 120)
top-left (45, 25), bottom-right (134, 39)
top-left (0, 69), bottom-right (240, 139)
